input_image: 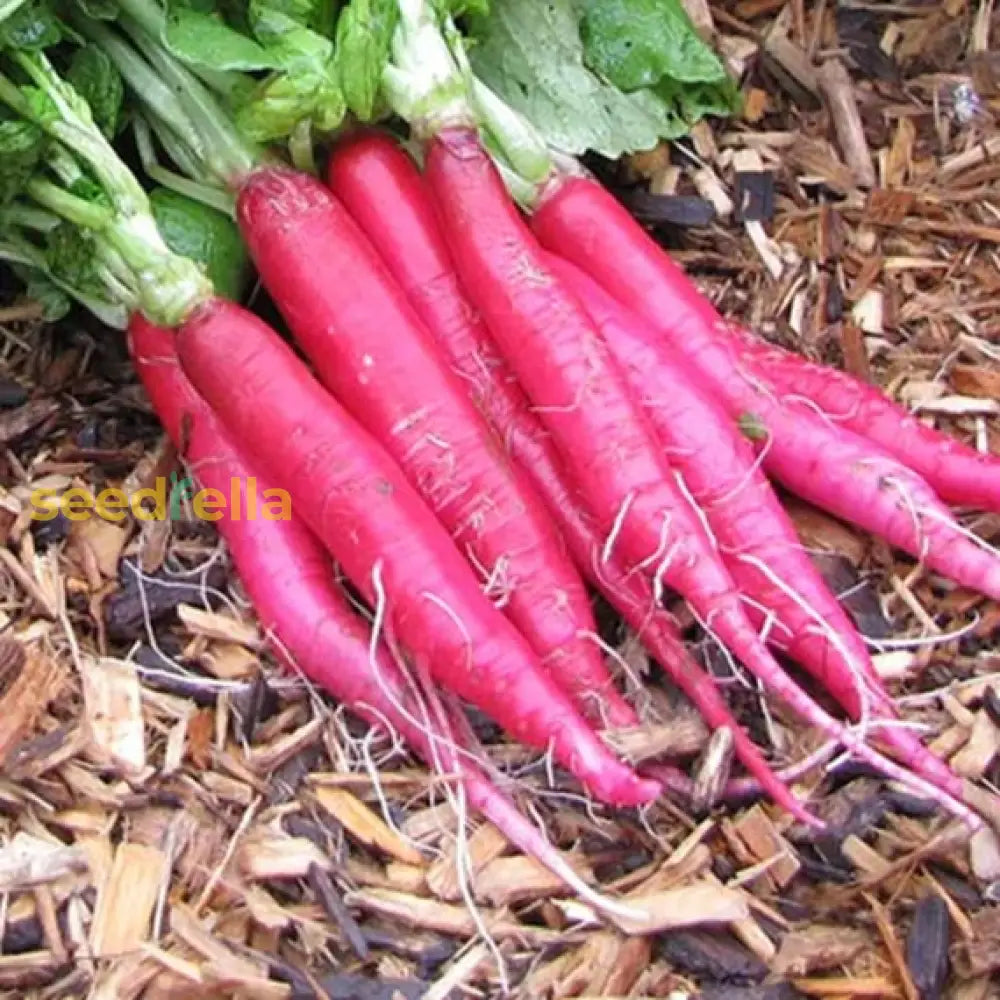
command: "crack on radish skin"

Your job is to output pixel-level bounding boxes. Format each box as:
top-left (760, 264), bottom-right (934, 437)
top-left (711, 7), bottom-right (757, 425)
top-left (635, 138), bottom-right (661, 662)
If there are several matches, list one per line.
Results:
top-left (510, 249), bottom-right (552, 288)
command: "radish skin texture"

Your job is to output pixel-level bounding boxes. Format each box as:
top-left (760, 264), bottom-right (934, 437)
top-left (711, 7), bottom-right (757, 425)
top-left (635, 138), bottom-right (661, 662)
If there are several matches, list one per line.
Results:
top-left (325, 132), bottom-right (635, 727)
top-left (173, 296), bottom-right (659, 807)
top-left (327, 130), bottom-right (816, 820)
top-left (727, 327), bottom-right (1000, 513)
top-left (235, 165), bottom-right (621, 731)
top-left (128, 316), bottom-right (629, 898)
top-left (529, 176), bottom-right (1000, 607)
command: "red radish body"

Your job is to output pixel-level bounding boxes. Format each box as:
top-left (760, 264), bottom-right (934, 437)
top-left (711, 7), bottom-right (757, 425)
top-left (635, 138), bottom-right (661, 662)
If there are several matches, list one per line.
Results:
top-left (546, 257), bottom-right (884, 705)
top-left (235, 166), bottom-right (622, 729)
top-left (129, 316), bottom-right (636, 897)
top-left (533, 175), bottom-right (1000, 515)
top-left (327, 131), bottom-right (814, 821)
top-left (421, 129), bottom-right (976, 819)
top-left (548, 255), bottom-right (968, 796)
top-left (529, 176), bottom-right (1000, 607)
top-left (173, 296), bottom-right (659, 807)
top-left (423, 130), bottom-right (777, 683)
top-left (727, 327), bottom-right (1000, 513)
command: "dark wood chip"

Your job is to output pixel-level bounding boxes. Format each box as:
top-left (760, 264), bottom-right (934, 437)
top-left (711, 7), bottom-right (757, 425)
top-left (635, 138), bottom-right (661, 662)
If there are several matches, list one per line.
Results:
top-left (307, 862), bottom-right (369, 962)
top-left (314, 972), bottom-right (430, 1000)
top-left (231, 672), bottom-right (279, 744)
top-left (700, 985), bottom-right (807, 1000)
top-left (0, 399), bottom-right (59, 447)
top-left (734, 171), bottom-right (775, 223)
top-left (130, 643), bottom-right (218, 706)
top-left (657, 929), bottom-right (768, 983)
top-left (906, 894), bottom-right (951, 999)
top-left (621, 190), bottom-right (717, 228)
top-left (0, 377), bottom-right (28, 409)
top-left (104, 558), bottom-right (228, 641)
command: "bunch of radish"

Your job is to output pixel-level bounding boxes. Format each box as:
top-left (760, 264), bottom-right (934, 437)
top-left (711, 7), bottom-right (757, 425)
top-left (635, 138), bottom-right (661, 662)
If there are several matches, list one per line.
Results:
top-left (5, 0), bottom-right (1000, 910)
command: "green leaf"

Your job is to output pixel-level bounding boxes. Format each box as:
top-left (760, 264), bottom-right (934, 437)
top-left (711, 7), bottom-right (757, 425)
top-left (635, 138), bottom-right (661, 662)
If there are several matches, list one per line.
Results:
top-left (0, 119), bottom-right (45, 205)
top-left (433, 0), bottom-right (489, 17)
top-left (333, 0), bottom-right (397, 121)
top-left (149, 186), bottom-right (250, 300)
top-left (578, 0), bottom-right (740, 121)
top-left (234, 66), bottom-right (344, 139)
top-left (0, 0), bottom-right (61, 50)
top-left (162, 0), bottom-right (282, 71)
top-left (466, 0), bottom-right (737, 158)
top-left (66, 45), bottom-right (123, 138)
top-left (45, 221), bottom-right (102, 291)
top-left (578, 0), bottom-right (726, 91)
top-left (467, 0), bottom-right (686, 159)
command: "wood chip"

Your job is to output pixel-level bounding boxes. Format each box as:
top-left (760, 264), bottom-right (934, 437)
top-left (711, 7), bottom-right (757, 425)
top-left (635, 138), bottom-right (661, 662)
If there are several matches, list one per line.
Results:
top-left (79, 655), bottom-right (146, 775)
top-left (604, 882), bottom-right (749, 936)
top-left (313, 787), bottom-right (424, 866)
top-left (90, 843), bottom-right (169, 957)
top-left (0, 832), bottom-right (89, 892)
top-left (773, 924), bottom-right (870, 977)
top-left (426, 822), bottom-right (508, 902)
top-left (730, 804), bottom-right (801, 890)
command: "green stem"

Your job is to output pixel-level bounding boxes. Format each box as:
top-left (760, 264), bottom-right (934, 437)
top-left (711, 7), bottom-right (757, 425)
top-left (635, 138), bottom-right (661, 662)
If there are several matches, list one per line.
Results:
top-left (134, 117), bottom-right (236, 217)
top-left (0, 0), bottom-right (29, 22)
top-left (383, 0), bottom-right (475, 133)
top-left (113, 0), bottom-right (244, 99)
top-left (12, 52), bottom-right (151, 218)
top-left (26, 177), bottom-right (114, 230)
top-left (0, 202), bottom-right (61, 233)
top-left (72, 14), bottom-right (209, 165)
top-left (469, 77), bottom-right (552, 185)
top-left (288, 118), bottom-right (318, 176)
top-left (117, 14), bottom-right (260, 187)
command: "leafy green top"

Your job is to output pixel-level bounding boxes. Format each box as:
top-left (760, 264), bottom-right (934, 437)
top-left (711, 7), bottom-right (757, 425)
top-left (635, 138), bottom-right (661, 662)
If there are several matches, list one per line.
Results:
top-left (467, 0), bottom-right (738, 159)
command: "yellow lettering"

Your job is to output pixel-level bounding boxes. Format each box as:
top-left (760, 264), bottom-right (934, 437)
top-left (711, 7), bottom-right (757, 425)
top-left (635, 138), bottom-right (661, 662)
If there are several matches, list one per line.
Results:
top-left (29, 487), bottom-right (60, 521)
top-left (262, 490), bottom-right (291, 521)
top-left (246, 476), bottom-right (257, 520)
top-left (131, 478), bottom-right (167, 521)
top-left (62, 487), bottom-right (93, 521)
top-left (193, 488), bottom-right (225, 521)
top-left (96, 487), bottom-right (128, 522)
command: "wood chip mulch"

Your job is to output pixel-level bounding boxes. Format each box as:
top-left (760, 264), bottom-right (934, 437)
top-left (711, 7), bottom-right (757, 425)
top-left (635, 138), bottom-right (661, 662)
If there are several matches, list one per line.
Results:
top-left (3, 1), bottom-right (1000, 997)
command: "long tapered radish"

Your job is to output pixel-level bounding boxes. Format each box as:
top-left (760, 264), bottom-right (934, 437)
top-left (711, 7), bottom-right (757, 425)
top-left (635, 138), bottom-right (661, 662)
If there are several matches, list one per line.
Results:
top-left (128, 315), bottom-right (644, 915)
top-left (173, 294), bottom-right (659, 807)
top-left (420, 129), bottom-right (981, 823)
top-left (326, 129), bottom-right (817, 822)
top-left (529, 176), bottom-right (1000, 606)
top-left (546, 253), bottom-right (970, 799)
top-left (725, 326), bottom-right (1000, 513)
top-left (234, 166), bottom-right (628, 730)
